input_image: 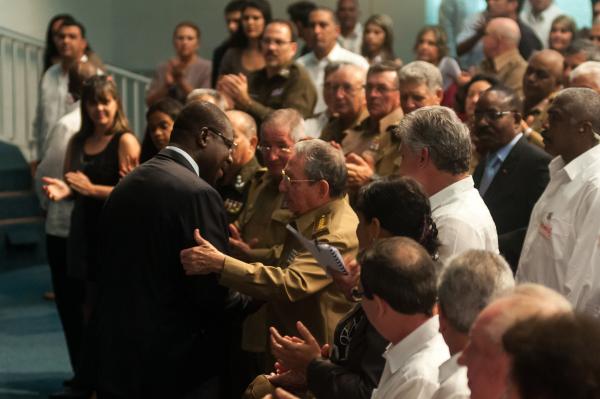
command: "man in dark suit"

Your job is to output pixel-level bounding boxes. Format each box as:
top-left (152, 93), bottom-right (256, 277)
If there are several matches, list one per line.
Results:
top-left (472, 85), bottom-right (551, 270)
top-left (95, 102), bottom-right (236, 399)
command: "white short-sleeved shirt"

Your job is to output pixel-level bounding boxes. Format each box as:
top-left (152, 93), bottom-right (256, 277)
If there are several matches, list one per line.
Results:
top-left (431, 352), bottom-right (470, 399)
top-left (519, 2), bottom-right (564, 48)
top-left (33, 63), bottom-right (78, 160)
top-left (371, 316), bottom-right (450, 399)
top-left (517, 145), bottom-right (600, 316)
top-left (34, 106), bottom-right (81, 237)
top-left (296, 43), bottom-right (369, 114)
top-left (430, 176), bottom-right (499, 264)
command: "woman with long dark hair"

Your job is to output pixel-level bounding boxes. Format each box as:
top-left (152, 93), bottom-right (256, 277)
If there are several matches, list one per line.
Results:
top-left (140, 98), bottom-right (183, 162)
top-left (43, 13), bottom-right (74, 72)
top-left (361, 14), bottom-right (401, 65)
top-left (43, 75), bottom-right (140, 285)
top-left (218, 0), bottom-right (272, 76)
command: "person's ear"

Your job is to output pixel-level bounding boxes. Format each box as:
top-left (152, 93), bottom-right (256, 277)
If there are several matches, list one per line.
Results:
top-left (196, 128), bottom-right (209, 148)
top-left (373, 294), bottom-right (387, 318)
top-left (317, 179), bottom-right (330, 198)
top-left (369, 217), bottom-right (382, 241)
top-left (290, 41), bottom-right (298, 55)
top-left (435, 88), bottom-right (444, 104)
top-left (579, 121), bottom-right (593, 136)
top-left (419, 147), bottom-right (430, 168)
top-left (512, 111), bottom-right (522, 127)
top-left (249, 135), bottom-right (258, 150)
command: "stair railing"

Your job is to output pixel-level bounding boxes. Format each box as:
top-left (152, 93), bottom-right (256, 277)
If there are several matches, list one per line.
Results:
top-left (0, 26), bottom-right (150, 162)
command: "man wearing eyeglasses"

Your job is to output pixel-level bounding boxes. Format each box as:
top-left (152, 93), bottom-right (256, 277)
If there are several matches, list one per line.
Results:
top-left (181, 139), bottom-right (358, 376)
top-left (95, 102), bottom-right (236, 399)
top-left (472, 85), bottom-right (550, 270)
top-left (218, 20), bottom-right (317, 124)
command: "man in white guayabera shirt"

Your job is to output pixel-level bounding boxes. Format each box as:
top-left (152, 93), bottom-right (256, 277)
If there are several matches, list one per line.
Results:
top-left (396, 106), bottom-right (499, 263)
top-left (359, 237), bottom-right (449, 399)
top-left (517, 87), bottom-right (600, 316)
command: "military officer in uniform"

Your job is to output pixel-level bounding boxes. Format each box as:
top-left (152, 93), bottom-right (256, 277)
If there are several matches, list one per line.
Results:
top-left (218, 20), bottom-right (317, 124)
top-left (181, 139), bottom-right (358, 374)
top-left (218, 110), bottom-right (261, 223)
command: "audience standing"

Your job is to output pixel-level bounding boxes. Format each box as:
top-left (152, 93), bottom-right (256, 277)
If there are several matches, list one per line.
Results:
top-left (34, 17), bottom-right (92, 162)
top-left (212, 0), bottom-right (246, 87)
top-left (548, 14), bottom-right (577, 54)
top-left (479, 18), bottom-right (528, 98)
top-left (517, 87), bottom-right (600, 315)
top-left (472, 85), bottom-right (551, 269)
top-left (520, 0), bottom-right (565, 47)
top-left (146, 21), bottom-right (211, 106)
top-left (140, 98), bottom-right (183, 162)
top-left (219, 0), bottom-right (272, 77)
top-left (458, 284), bottom-right (572, 399)
top-left (181, 139), bottom-right (358, 374)
top-left (218, 110), bottom-right (260, 223)
top-left (297, 7), bottom-right (369, 113)
top-left (396, 106), bottom-right (498, 263)
top-left (336, 0), bottom-right (362, 54)
top-left (361, 14), bottom-right (399, 65)
top-left (218, 20), bottom-right (317, 123)
top-left (433, 250), bottom-right (514, 399)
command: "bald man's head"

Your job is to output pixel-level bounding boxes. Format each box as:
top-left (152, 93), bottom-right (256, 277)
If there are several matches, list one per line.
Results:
top-left (483, 18), bottom-right (521, 59)
top-left (523, 49), bottom-right (564, 106)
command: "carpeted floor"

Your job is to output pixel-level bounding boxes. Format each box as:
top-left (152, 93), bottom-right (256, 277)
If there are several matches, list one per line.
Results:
top-left (0, 265), bottom-right (71, 399)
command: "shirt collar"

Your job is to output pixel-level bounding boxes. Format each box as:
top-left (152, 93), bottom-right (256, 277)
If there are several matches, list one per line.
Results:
top-left (439, 352), bottom-right (462, 383)
top-left (492, 48), bottom-right (522, 72)
top-left (491, 133), bottom-right (522, 164)
top-left (165, 145), bottom-right (199, 176)
top-left (551, 144), bottom-right (600, 181)
top-left (429, 176), bottom-right (475, 211)
top-left (383, 316), bottom-right (440, 375)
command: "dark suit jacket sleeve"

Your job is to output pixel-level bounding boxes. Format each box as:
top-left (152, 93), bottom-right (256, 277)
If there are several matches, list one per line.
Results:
top-left (182, 186), bottom-right (230, 310)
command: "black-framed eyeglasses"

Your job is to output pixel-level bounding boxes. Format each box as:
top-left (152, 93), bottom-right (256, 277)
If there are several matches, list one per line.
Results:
top-left (281, 169), bottom-right (317, 185)
top-left (473, 110), bottom-right (513, 121)
top-left (204, 127), bottom-right (237, 152)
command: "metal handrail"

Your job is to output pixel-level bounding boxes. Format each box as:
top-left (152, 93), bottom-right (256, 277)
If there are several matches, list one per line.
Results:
top-left (0, 26), bottom-right (150, 161)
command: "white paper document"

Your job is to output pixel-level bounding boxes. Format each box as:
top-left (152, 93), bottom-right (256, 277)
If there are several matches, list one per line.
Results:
top-left (286, 224), bottom-right (348, 274)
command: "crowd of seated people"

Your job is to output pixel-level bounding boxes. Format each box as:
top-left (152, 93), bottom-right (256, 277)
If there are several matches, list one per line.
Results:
top-left (31, 0), bottom-right (600, 398)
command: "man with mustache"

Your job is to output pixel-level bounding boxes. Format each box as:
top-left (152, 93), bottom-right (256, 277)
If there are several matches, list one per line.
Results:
top-left (472, 85), bottom-right (550, 270)
top-left (218, 20), bottom-right (317, 124)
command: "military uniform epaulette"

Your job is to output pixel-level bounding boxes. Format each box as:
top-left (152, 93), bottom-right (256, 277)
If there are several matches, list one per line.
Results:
top-left (312, 212), bottom-right (331, 238)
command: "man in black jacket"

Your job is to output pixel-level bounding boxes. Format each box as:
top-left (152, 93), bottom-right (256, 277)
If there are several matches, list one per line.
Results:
top-left (472, 85), bottom-right (551, 270)
top-left (95, 102), bottom-right (236, 399)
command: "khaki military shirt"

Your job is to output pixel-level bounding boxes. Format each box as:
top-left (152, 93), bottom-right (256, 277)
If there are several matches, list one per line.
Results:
top-left (239, 63), bottom-right (318, 123)
top-left (221, 197), bottom-right (358, 355)
top-left (370, 108), bottom-right (405, 177)
top-left (320, 109), bottom-right (369, 145)
top-left (218, 157), bottom-right (262, 224)
top-left (234, 171), bottom-right (293, 352)
top-left (479, 49), bottom-right (527, 99)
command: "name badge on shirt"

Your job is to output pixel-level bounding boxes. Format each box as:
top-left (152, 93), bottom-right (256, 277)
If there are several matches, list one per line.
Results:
top-left (538, 212), bottom-right (553, 240)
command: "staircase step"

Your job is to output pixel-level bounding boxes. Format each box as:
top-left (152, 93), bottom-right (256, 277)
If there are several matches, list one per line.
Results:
top-left (0, 141), bottom-right (32, 191)
top-left (0, 191), bottom-right (42, 220)
top-left (0, 216), bottom-right (46, 271)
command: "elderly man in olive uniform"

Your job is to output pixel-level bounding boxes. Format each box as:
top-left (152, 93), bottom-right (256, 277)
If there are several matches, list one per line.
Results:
top-left (218, 20), bottom-right (317, 124)
top-left (319, 62), bottom-right (369, 143)
top-left (218, 110), bottom-right (261, 223)
top-left (181, 139), bottom-right (358, 374)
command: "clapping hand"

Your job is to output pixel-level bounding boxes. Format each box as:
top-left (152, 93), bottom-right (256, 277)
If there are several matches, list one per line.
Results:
top-left (41, 177), bottom-right (71, 201)
top-left (65, 171), bottom-right (95, 196)
top-left (330, 256), bottom-right (362, 301)
top-left (345, 153), bottom-right (375, 188)
top-left (270, 321), bottom-right (329, 373)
